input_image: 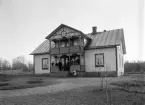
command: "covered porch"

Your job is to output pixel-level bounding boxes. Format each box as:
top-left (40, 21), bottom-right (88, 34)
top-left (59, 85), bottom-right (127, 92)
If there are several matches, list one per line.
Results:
top-left (50, 53), bottom-right (85, 76)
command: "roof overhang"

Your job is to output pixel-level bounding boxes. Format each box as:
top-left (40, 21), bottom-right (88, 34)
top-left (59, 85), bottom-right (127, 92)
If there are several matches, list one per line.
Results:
top-left (85, 45), bottom-right (117, 50)
top-left (30, 52), bottom-right (50, 55)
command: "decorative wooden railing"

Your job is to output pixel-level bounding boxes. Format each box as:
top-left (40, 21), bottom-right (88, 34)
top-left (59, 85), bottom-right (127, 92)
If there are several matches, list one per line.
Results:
top-left (50, 48), bottom-right (59, 54)
top-left (60, 47), bottom-right (69, 54)
top-left (50, 46), bottom-right (84, 54)
top-left (70, 46), bottom-right (80, 53)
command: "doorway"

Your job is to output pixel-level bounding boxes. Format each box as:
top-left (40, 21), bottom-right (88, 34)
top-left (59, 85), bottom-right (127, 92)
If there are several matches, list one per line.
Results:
top-left (60, 55), bottom-right (69, 71)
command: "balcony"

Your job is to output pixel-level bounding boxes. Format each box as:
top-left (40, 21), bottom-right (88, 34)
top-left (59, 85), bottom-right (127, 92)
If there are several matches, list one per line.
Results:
top-left (60, 47), bottom-right (69, 54)
top-left (50, 46), bottom-right (84, 54)
top-left (50, 48), bottom-right (59, 54)
top-left (70, 46), bottom-right (79, 53)
top-left (70, 46), bottom-right (84, 53)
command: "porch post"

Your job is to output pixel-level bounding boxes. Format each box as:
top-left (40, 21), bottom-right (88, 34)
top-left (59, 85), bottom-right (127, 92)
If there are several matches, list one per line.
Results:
top-left (80, 53), bottom-right (81, 71)
top-left (59, 39), bottom-right (60, 52)
top-left (79, 36), bottom-right (81, 71)
top-left (50, 39), bottom-right (51, 73)
top-left (69, 38), bottom-right (71, 73)
top-left (33, 55), bottom-right (35, 74)
top-left (58, 39), bottom-right (60, 71)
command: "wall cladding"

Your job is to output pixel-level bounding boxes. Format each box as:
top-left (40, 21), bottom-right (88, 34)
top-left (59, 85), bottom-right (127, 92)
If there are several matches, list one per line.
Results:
top-left (85, 47), bottom-right (116, 72)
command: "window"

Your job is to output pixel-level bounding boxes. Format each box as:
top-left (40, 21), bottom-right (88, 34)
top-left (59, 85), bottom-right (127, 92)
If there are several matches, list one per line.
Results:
top-left (95, 53), bottom-right (104, 67)
top-left (55, 41), bottom-right (59, 48)
top-left (84, 38), bottom-right (87, 46)
top-left (70, 39), bottom-right (74, 46)
top-left (74, 39), bottom-right (79, 46)
top-left (42, 58), bottom-right (48, 70)
top-left (60, 41), bottom-right (65, 47)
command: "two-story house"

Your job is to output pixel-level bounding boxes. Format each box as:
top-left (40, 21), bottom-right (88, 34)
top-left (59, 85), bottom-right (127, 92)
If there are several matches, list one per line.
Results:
top-left (30, 24), bottom-right (126, 77)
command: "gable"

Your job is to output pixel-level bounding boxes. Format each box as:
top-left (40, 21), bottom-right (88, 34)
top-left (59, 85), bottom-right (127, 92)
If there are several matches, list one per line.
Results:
top-left (30, 24), bottom-right (126, 55)
top-left (45, 24), bottom-right (90, 40)
top-left (50, 27), bottom-right (81, 40)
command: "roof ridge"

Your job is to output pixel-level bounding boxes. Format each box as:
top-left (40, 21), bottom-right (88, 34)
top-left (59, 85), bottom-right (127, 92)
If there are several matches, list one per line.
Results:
top-left (85, 28), bottom-right (123, 35)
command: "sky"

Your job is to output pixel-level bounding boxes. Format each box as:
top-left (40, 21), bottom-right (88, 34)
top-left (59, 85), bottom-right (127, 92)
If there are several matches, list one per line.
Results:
top-left (0, 0), bottom-right (144, 63)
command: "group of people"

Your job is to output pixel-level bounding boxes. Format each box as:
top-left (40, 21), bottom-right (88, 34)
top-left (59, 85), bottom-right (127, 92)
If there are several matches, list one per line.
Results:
top-left (51, 58), bottom-right (69, 71)
top-left (51, 56), bottom-right (80, 71)
top-left (70, 57), bottom-right (80, 65)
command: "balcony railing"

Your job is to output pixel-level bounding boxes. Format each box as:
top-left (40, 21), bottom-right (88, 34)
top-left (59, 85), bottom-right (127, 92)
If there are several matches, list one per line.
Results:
top-left (50, 48), bottom-right (59, 54)
top-left (60, 47), bottom-right (69, 54)
top-left (50, 46), bottom-right (84, 54)
top-left (70, 46), bottom-right (80, 53)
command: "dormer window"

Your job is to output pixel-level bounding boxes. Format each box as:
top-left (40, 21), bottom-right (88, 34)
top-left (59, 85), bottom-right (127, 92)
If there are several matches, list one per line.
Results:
top-left (66, 41), bottom-right (69, 47)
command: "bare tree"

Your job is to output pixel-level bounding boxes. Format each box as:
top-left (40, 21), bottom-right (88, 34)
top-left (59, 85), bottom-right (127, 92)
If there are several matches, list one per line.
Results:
top-left (1, 59), bottom-right (11, 70)
top-left (27, 61), bottom-right (34, 71)
top-left (12, 56), bottom-right (28, 70)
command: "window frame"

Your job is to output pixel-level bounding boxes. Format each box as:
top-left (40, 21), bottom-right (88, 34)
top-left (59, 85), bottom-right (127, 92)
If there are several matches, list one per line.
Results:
top-left (95, 53), bottom-right (104, 67)
top-left (42, 58), bottom-right (49, 70)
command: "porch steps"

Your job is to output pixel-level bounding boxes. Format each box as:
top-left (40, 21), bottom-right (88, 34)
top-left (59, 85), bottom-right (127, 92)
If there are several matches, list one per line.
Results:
top-left (50, 71), bottom-right (69, 77)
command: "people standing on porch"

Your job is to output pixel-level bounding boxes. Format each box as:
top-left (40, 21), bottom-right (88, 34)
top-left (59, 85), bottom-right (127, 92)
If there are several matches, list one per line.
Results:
top-left (58, 61), bottom-right (62, 71)
top-left (71, 59), bottom-right (75, 65)
top-left (51, 61), bottom-right (54, 66)
top-left (66, 58), bottom-right (69, 71)
top-left (61, 58), bottom-right (64, 71)
top-left (55, 59), bottom-right (59, 68)
top-left (75, 57), bottom-right (80, 65)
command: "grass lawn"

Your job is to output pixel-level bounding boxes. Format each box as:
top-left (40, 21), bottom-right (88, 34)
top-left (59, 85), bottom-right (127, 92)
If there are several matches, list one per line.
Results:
top-left (0, 74), bottom-right (145, 105)
top-left (0, 74), bottom-right (59, 90)
top-left (111, 74), bottom-right (145, 93)
top-left (1, 85), bottom-right (145, 105)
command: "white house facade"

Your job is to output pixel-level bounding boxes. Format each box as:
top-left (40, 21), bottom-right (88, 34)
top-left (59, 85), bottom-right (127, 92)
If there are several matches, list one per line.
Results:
top-left (30, 24), bottom-right (126, 77)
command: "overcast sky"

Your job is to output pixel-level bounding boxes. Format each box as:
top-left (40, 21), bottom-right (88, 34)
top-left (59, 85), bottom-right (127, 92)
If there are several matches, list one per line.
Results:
top-left (0, 0), bottom-right (144, 63)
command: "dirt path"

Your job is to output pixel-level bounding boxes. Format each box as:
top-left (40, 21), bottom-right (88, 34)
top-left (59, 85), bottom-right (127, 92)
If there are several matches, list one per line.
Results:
top-left (1, 76), bottom-right (144, 105)
top-left (0, 78), bottom-right (99, 98)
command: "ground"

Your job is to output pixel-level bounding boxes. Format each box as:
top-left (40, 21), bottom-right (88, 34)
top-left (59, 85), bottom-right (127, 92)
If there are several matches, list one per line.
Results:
top-left (0, 74), bottom-right (145, 105)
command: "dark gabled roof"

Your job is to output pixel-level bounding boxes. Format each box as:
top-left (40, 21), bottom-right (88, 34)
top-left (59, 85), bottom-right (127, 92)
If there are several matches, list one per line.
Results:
top-left (30, 25), bottom-right (126, 55)
top-left (45, 24), bottom-right (90, 39)
top-left (86, 28), bottom-right (126, 54)
top-left (30, 40), bottom-right (50, 55)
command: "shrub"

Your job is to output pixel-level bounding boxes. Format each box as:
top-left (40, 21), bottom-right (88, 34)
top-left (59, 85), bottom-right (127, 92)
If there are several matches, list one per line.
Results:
top-left (27, 80), bottom-right (43, 84)
top-left (0, 82), bottom-right (9, 86)
top-left (0, 74), bottom-right (11, 82)
top-left (124, 61), bottom-right (145, 73)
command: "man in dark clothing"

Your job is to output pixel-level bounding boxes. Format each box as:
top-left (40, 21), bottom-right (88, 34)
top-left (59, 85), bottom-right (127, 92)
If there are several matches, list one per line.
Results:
top-left (58, 61), bottom-right (62, 71)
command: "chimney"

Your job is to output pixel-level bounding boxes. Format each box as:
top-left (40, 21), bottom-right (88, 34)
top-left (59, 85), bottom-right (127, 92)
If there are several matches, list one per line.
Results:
top-left (104, 30), bottom-right (106, 32)
top-left (92, 26), bottom-right (97, 35)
